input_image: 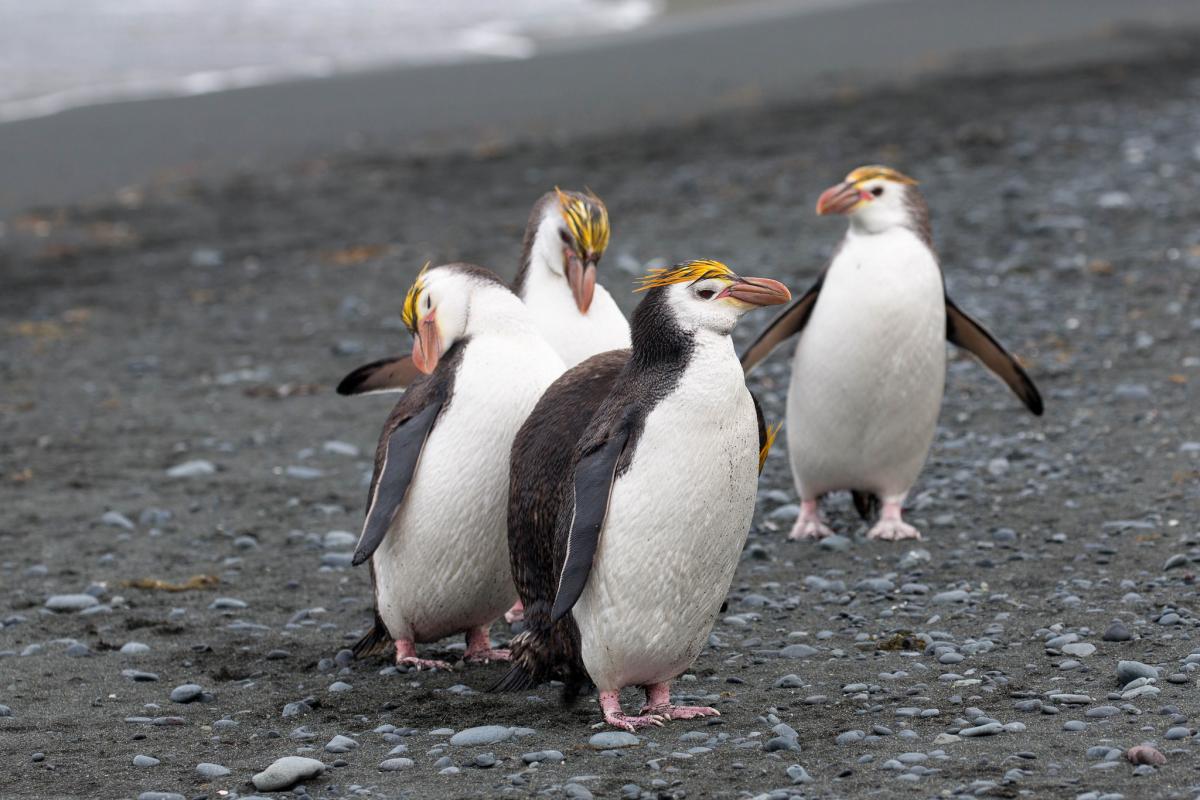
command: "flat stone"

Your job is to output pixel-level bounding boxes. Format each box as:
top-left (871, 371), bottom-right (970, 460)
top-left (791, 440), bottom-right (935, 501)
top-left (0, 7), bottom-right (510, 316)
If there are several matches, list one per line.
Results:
top-left (121, 669), bottom-right (159, 682)
top-left (166, 459), bottom-right (215, 478)
top-left (120, 642), bottom-right (151, 655)
top-left (1062, 642), bottom-right (1096, 657)
top-left (522, 750), bottom-right (566, 763)
top-left (195, 763), bottom-right (230, 779)
top-left (450, 725), bottom-right (512, 746)
top-left (324, 734), bottom-right (358, 753)
top-left (1102, 622), bottom-right (1133, 642)
top-left (589, 731), bottom-right (640, 749)
top-left (252, 756), bottom-right (326, 791)
top-left (169, 684), bottom-right (203, 703)
top-left (959, 723), bottom-right (1004, 737)
top-left (779, 644), bottom-right (819, 659)
top-left (1116, 660), bottom-right (1158, 685)
top-left (379, 758), bottom-right (415, 771)
top-left (133, 754), bottom-right (160, 767)
top-left (44, 594), bottom-right (99, 612)
top-left (774, 674), bottom-right (805, 688)
top-left (932, 590), bottom-right (970, 604)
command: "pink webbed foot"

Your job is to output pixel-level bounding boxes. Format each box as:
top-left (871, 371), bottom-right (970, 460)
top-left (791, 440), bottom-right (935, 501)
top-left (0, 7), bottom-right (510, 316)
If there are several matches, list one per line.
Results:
top-left (640, 683), bottom-right (719, 721)
top-left (867, 499), bottom-right (922, 541)
top-left (394, 639), bottom-right (451, 671)
top-left (504, 600), bottom-right (525, 624)
top-left (464, 626), bottom-right (511, 664)
top-left (788, 499), bottom-right (833, 541)
top-left (600, 690), bottom-right (663, 732)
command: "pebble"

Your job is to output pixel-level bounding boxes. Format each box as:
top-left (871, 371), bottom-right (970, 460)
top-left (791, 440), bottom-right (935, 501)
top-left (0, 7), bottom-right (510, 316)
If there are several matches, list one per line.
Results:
top-left (121, 669), bottom-right (159, 682)
top-left (473, 752), bottom-right (497, 768)
top-left (564, 784), bottom-right (594, 800)
top-left (932, 590), bottom-right (969, 604)
top-left (774, 674), bottom-right (805, 688)
top-left (1116, 660), bottom-right (1158, 685)
top-left (1125, 745), bottom-right (1166, 766)
top-left (100, 510), bottom-right (135, 529)
top-left (137, 794), bottom-right (184, 800)
top-left (379, 758), bottom-right (415, 771)
top-left (1164, 726), bottom-right (1191, 740)
top-left (166, 459), bottom-right (215, 478)
top-left (523, 750), bottom-right (565, 763)
top-left (195, 763), bottom-right (230, 779)
top-left (252, 756), bottom-right (326, 791)
top-left (450, 725), bottom-right (512, 746)
top-left (120, 642), bottom-right (151, 655)
top-left (324, 734), bottom-right (358, 753)
top-left (959, 723), bottom-right (1004, 737)
top-left (1102, 622), bottom-right (1133, 642)
top-left (835, 730), bottom-right (865, 745)
top-left (778, 644), bottom-right (818, 659)
top-left (132, 754), bottom-right (160, 767)
top-left (1062, 720), bottom-right (1087, 732)
top-left (786, 764), bottom-right (813, 784)
top-left (208, 597), bottom-right (247, 610)
top-left (168, 684), bottom-right (203, 703)
top-left (589, 731), bottom-right (640, 749)
top-left (1085, 706), bottom-right (1120, 718)
top-left (1062, 642), bottom-right (1096, 657)
top-left (44, 594), bottom-right (99, 612)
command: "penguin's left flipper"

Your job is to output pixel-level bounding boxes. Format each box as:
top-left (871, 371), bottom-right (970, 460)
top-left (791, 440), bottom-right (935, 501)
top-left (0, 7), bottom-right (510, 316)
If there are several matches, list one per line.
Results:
top-left (751, 391), bottom-right (780, 475)
top-left (944, 297), bottom-right (1044, 416)
top-left (739, 273), bottom-right (825, 374)
top-left (550, 426), bottom-right (631, 623)
top-left (337, 354), bottom-right (420, 396)
top-left (352, 400), bottom-right (443, 566)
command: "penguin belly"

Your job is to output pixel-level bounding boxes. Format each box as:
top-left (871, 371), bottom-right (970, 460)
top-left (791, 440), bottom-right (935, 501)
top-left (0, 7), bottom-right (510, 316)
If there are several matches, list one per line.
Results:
top-left (786, 229), bottom-right (946, 500)
top-left (524, 281), bottom-right (630, 368)
top-left (572, 351), bottom-right (758, 692)
top-left (373, 336), bottom-right (562, 643)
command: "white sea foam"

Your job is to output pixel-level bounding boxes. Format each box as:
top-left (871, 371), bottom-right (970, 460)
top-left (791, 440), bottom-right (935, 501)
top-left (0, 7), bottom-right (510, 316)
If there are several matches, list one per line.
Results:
top-left (0, 0), bottom-right (660, 124)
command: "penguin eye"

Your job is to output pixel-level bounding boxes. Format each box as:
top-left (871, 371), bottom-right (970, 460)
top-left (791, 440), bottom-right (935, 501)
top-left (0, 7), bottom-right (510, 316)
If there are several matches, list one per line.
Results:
top-left (559, 229), bottom-right (573, 245)
top-left (696, 289), bottom-right (716, 300)
top-left (871, 186), bottom-right (884, 197)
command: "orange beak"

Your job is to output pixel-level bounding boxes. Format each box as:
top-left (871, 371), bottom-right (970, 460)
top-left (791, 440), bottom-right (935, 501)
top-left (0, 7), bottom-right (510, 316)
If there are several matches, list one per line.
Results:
top-left (719, 276), bottom-right (791, 306)
top-left (565, 249), bottom-right (597, 314)
top-left (410, 309), bottom-right (442, 374)
top-left (816, 181), bottom-right (870, 215)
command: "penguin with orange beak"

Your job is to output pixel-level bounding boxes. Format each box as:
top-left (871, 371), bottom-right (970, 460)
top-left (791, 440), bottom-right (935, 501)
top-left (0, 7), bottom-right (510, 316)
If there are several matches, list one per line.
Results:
top-left (350, 263), bottom-right (564, 669)
top-left (741, 165), bottom-right (1043, 542)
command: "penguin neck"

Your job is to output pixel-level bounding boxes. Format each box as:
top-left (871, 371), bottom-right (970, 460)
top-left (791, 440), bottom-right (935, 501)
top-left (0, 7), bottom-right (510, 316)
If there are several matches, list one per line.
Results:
top-left (628, 292), bottom-right (695, 376)
top-left (463, 286), bottom-right (542, 343)
top-left (513, 205), bottom-right (564, 300)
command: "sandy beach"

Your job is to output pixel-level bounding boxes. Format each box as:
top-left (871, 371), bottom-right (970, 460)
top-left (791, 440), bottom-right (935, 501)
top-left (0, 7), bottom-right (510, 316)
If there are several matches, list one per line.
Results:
top-left (2, 6), bottom-right (1200, 800)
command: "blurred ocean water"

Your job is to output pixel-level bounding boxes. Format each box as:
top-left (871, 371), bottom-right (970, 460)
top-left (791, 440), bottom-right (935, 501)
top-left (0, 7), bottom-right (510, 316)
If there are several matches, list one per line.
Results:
top-left (0, 0), bottom-right (660, 123)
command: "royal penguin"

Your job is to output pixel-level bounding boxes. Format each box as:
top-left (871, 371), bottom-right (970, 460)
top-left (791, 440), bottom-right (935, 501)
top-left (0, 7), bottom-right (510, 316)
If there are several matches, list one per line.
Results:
top-left (350, 263), bottom-right (565, 669)
top-left (740, 165), bottom-right (1043, 542)
top-left (495, 260), bottom-right (789, 730)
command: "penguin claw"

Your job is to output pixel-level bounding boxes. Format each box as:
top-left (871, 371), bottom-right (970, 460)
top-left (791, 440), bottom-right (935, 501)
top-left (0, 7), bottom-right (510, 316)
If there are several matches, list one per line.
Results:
top-left (503, 601), bottom-right (525, 624)
top-left (788, 517), bottom-right (834, 541)
top-left (605, 712), bottom-right (665, 732)
top-left (397, 656), bottom-right (452, 671)
top-left (464, 648), bottom-right (512, 664)
top-left (867, 519), bottom-right (922, 541)
top-left (640, 704), bottom-right (721, 721)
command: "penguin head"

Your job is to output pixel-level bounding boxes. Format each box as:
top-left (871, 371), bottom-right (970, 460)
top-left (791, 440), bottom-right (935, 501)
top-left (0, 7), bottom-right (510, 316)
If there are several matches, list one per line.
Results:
top-left (525, 188), bottom-right (610, 313)
top-left (635, 260), bottom-right (791, 336)
top-left (402, 263), bottom-right (511, 374)
top-left (816, 165), bottom-right (924, 236)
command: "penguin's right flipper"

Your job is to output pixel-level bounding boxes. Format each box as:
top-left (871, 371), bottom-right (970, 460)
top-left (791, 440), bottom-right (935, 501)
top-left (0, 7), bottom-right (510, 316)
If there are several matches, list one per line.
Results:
top-left (337, 354), bottom-right (419, 396)
top-left (550, 427), bottom-right (631, 623)
top-left (739, 272), bottom-right (825, 374)
top-left (352, 400), bottom-right (443, 566)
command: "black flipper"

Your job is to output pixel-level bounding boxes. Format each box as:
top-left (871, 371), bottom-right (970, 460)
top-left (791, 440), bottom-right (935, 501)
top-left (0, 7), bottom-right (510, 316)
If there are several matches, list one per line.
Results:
top-left (337, 354), bottom-right (420, 396)
top-left (352, 608), bottom-right (393, 659)
top-left (739, 273), bottom-right (825, 374)
top-left (944, 297), bottom-right (1044, 416)
top-left (550, 427), bottom-right (630, 623)
top-left (352, 401), bottom-right (443, 566)
top-left (851, 490), bottom-right (879, 521)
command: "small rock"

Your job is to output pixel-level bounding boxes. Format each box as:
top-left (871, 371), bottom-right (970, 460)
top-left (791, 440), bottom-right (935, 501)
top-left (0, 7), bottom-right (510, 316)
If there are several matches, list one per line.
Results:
top-left (1116, 660), bottom-right (1158, 685)
top-left (1102, 622), bottom-right (1132, 642)
top-left (132, 754), bottom-right (160, 767)
top-left (100, 510), bottom-right (135, 530)
top-left (959, 722), bottom-right (1004, 737)
top-left (44, 594), bottom-right (99, 612)
top-left (774, 674), bottom-right (805, 688)
top-left (835, 730), bottom-right (865, 745)
top-left (166, 460), bottom-right (215, 478)
top-left (195, 763), bottom-right (230, 779)
top-left (169, 684), bottom-right (203, 704)
top-left (787, 764), bottom-right (813, 784)
top-left (779, 644), bottom-right (818, 659)
top-left (324, 734), bottom-right (358, 753)
top-left (450, 725), bottom-right (512, 746)
top-left (522, 750), bottom-right (565, 764)
top-left (379, 758), bottom-right (415, 771)
top-left (1062, 642), bottom-right (1096, 657)
top-left (589, 731), bottom-right (640, 749)
top-left (120, 642), bottom-right (151, 655)
top-left (252, 756), bottom-right (326, 791)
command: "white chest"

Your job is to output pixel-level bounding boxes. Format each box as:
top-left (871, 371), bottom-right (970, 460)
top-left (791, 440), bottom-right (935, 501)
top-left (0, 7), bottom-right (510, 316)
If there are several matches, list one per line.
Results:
top-left (573, 336), bottom-right (759, 690)
top-left (522, 279), bottom-right (630, 368)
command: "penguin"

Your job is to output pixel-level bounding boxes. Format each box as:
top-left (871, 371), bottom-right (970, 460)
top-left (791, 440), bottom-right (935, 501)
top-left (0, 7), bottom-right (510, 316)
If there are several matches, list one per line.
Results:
top-left (739, 165), bottom-right (1043, 542)
top-left (336, 188), bottom-right (629, 397)
top-left (350, 263), bottom-right (565, 669)
top-left (495, 260), bottom-right (789, 730)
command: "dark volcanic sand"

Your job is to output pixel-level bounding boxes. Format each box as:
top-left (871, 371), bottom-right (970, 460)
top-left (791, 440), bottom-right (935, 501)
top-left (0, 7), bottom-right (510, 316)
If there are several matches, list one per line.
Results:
top-left (2, 45), bottom-right (1200, 800)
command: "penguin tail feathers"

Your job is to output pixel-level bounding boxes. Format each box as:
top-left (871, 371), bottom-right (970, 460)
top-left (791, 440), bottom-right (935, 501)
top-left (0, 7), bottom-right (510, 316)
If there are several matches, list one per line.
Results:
top-left (352, 612), bottom-right (392, 660)
top-left (489, 627), bottom-right (547, 692)
top-left (490, 661), bottom-right (537, 693)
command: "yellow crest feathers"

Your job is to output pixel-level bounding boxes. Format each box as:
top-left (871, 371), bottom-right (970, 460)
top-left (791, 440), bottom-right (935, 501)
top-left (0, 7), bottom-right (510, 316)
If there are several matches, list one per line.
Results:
top-left (758, 421), bottom-right (782, 474)
top-left (401, 262), bottom-right (431, 333)
top-left (555, 188), bottom-right (610, 256)
top-left (845, 165), bottom-right (919, 186)
top-left (635, 259), bottom-right (735, 292)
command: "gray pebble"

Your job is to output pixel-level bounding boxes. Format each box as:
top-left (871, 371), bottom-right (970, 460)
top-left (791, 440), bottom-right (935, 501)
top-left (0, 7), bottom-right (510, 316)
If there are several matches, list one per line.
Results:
top-left (327, 681), bottom-right (352, 693)
top-left (589, 731), bottom-right (640, 749)
top-left (932, 590), bottom-right (969, 604)
top-left (1062, 642), bottom-right (1096, 657)
top-left (169, 684), bottom-right (203, 703)
top-left (324, 734), bottom-right (358, 753)
top-left (959, 723), bottom-right (1004, 737)
top-left (166, 459), bottom-right (215, 478)
top-left (1164, 726), bottom-right (1191, 740)
top-left (787, 764), bottom-right (813, 783)
top-left (132, 754), bottom-right (160, 767)
top-left (44, 594), bottom-right (99, 612)
top-left (774, 674), bottom-right (804, 688)
top-left (1116, 660), bottom-right (1158, 685)
top-left (120, 642), bottom-right (151, 655)
top-left (252, 756), bottom-right (326, 791)
top-left (379, 758), bottom-right (414, 771)
top-left (208, 597), bottom-right (247, 610)
top-left (835, 730), bottom-right (865, 745)
top-left (778, 644), bottom-right (818, 659)
top-left (121, 669), bottom-right (159, 682)
top-left (473, 752), bottom-right (496, 768)
top-left (1102, 622), bottom-right (1133, 642)
top-left (195, 763), bottom-right (230, 779)
top-left (522, 750), bottom-right (565, 763)
top-left (1062, 720), bottom-right (1087, 731)
top-left (450, 725), bottom-right (512, 746)
top-left (564, 784), bottom-right (593, 800)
